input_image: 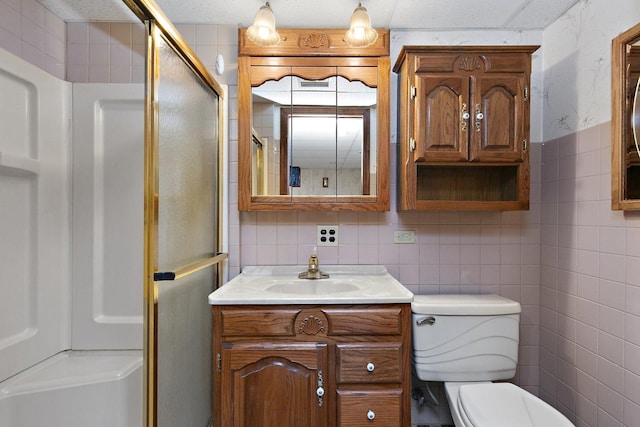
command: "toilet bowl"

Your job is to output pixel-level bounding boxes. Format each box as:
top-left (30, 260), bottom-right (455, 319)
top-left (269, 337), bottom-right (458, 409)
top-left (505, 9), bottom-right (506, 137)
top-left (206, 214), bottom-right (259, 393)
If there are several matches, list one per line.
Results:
top-left (412, 294), bottom-right (574, 427)
top-left (445, 382), bottom-right (573, 427)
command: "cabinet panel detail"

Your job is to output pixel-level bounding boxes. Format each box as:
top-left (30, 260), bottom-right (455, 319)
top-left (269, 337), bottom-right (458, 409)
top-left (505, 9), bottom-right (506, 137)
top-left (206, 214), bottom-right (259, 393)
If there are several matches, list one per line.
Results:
top-left (323, 307), bottom-right (402, 335)
top-left (336, 343), bottom-right (402, 383)
top-left (220, 308), bottom-right (300, 336)
top-left (337, 389), bottom-right (402, 427)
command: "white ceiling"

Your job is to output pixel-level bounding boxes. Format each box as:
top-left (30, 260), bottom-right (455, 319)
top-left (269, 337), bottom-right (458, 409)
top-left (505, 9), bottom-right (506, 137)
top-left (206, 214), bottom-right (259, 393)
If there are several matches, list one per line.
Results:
top-left (38, 0), bottom-right (579, 29)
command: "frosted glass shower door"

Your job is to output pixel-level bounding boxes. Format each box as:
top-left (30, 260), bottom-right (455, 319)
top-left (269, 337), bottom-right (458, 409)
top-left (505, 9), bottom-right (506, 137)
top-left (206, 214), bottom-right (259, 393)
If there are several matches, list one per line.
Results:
top-left (145, 25), bottom-right (225, 427)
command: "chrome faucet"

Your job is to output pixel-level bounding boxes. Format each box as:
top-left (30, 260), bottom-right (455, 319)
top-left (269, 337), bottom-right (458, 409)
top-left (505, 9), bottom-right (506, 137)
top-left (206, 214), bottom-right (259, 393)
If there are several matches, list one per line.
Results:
top-left (298, 252), bottom-right (329, 279)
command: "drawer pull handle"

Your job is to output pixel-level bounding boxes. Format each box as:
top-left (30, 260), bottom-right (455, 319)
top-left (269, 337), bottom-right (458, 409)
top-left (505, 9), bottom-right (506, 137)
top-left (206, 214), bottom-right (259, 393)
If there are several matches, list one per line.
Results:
top-left (367, 410), bottom-right (375, 420)
top-left (366, 362), bottom-right (375, 372)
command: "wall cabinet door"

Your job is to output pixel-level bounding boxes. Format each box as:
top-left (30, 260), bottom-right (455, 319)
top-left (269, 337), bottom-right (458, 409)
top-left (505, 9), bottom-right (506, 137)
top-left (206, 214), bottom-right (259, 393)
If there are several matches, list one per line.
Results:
top-left (413, 74), bottom-right (469, 162)
top-left (413, 73), bottom-right (526, 163)
top-left (470, 74), bottom-right (526, 162)
top-left (220, 342), bottom-right (329, 427)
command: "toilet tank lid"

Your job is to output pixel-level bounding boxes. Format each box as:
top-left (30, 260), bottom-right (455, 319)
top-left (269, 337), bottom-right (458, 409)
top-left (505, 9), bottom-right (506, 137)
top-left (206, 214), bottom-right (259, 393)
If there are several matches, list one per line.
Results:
top-left (412, 294), bottom-right (521, 315)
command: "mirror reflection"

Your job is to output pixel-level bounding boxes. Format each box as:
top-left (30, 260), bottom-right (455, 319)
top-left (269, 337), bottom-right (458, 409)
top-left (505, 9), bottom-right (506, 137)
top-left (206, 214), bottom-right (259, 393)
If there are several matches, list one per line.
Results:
top-left (251, 70), bottom-right (377, 198)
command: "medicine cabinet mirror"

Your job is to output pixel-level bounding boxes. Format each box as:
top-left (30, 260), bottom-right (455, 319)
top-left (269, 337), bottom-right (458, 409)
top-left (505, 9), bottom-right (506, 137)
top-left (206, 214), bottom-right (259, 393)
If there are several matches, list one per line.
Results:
top-left (238, 28), bottom-right (390, 211)
top-left (612, 22), bottom-right (640, 210)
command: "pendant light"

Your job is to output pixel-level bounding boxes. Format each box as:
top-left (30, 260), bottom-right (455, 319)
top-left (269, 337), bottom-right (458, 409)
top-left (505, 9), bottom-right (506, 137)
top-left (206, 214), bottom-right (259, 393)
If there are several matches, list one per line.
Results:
top-left (344, 3), bottom-right (378, 47)
top-left (246, 2), bottom-right (280, 46)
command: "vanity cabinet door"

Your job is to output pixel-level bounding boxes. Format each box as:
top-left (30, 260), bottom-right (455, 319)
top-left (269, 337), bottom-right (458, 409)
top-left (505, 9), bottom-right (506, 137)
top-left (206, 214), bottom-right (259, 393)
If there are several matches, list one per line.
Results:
top-left (220, 342), bottom-right (329, 427)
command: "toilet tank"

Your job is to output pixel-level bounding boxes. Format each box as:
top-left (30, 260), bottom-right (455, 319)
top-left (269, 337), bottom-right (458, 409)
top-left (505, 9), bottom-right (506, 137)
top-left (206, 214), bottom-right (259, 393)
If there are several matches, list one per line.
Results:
top-left (411, 294), bottom-right (521, 382)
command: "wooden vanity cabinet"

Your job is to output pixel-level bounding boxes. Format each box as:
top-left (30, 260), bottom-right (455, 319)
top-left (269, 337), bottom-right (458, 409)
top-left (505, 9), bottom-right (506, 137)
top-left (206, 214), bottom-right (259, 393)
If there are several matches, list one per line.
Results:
top-left (211, 304), bottom-right (411, 427)
top-left (394, 46), bottom-right (539, 210)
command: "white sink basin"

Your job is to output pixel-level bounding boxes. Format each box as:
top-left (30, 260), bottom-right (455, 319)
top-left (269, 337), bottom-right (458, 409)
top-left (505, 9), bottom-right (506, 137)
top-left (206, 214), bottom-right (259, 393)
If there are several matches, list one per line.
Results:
top-left (208, 265), bottom-right (413, 305)
top-left (264, 278), bottom-right (365, 295)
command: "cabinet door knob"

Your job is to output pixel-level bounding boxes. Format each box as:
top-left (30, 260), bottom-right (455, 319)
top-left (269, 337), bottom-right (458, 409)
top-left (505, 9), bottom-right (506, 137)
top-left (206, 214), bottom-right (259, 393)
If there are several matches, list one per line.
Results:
top-left (316, 386), bottom-right (324, 397)
top-left (367, 410), bottom-right (375, 420)
top-left (366, 362), bottom-right (375, 372)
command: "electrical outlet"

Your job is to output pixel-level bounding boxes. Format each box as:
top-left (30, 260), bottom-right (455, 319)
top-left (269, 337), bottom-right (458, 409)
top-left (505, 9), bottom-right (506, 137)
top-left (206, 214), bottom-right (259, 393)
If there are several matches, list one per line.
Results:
top-left (317, 225), bottom-right (338, 246)
top-left (394, 230), bottom-right (416, 244)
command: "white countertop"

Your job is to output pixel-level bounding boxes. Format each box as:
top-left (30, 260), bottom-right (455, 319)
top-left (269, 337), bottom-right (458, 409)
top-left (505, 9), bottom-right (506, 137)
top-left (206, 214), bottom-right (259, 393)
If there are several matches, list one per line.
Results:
top-left (208, 265), bottom-right (413, 305)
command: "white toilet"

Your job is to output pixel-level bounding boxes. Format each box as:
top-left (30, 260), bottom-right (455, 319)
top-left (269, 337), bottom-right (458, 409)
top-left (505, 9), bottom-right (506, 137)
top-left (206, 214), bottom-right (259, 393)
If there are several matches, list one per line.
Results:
top-left (412, 294), bottom-right (574, 427)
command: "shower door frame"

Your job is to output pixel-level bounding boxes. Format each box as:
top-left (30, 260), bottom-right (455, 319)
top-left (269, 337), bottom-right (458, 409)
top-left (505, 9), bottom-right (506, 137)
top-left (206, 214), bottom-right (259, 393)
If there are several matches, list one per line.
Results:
top-left (122, 1), bottom-right (227, 426)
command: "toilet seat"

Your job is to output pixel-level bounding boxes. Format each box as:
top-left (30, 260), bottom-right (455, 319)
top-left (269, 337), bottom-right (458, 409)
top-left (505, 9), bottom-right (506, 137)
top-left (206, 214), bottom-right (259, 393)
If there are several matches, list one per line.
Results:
top-left (445, 382), bottom-right (574, 427)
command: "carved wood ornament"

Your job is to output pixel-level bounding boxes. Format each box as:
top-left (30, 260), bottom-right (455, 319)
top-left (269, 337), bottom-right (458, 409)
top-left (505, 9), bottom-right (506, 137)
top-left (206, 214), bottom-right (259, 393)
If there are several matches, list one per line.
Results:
top-left (295, 310), bottom-right (328, 336)
top-left (457, 55), bottom-right (484, 72)
top-left (300, 33), bottom-right (330, 49)
top-left (298, 315), bottom-right (326, 335)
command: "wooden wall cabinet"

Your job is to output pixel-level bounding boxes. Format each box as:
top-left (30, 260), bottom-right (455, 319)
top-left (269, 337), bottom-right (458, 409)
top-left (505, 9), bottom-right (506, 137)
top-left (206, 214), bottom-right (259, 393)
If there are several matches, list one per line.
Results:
top-left (211, 304), bottom-right (411, 427)
top-left (394, 46), bottom-right (539, 210)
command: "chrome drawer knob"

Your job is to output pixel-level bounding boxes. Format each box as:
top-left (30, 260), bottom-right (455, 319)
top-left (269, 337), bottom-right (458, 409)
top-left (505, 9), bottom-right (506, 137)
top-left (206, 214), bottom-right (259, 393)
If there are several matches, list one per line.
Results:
top-left (366, 362), bottom-right (375, 372)
top-left (367, 410), bottom-right (375, 420)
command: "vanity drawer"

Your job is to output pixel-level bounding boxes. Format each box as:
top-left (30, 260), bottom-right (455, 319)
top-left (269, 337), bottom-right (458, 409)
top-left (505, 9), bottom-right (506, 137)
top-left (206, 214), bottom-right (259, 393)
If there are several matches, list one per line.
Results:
top-left (324, 307), bottom-right (403, 336)
top-left (336, 343), bottom-right (402, 383)
top-left (337, 389), bottom-right (402, 426)
top-left (219, 308), bottom-right (299, 336)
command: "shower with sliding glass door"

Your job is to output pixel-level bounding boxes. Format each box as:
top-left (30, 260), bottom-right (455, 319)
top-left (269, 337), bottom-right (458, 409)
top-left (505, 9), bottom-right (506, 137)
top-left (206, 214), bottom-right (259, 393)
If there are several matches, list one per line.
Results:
top-left (127, 1), bottom-right (228, 425)
top-left (0, 0), bottom-right (226, 426)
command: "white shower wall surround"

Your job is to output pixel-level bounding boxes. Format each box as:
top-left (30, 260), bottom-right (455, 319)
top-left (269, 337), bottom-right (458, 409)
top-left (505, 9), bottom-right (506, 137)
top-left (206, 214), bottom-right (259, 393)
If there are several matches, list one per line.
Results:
top-left (0, 48), bottom-right (143, 426)
top-left (71, 83), bottom-right (144, 349)
top-left (0, 47), bottom-right (71, 382)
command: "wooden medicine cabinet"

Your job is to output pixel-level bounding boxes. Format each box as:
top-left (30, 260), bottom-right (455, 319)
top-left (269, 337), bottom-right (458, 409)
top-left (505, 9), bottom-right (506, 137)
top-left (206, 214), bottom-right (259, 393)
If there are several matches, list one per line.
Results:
top-left (238, 28), bottom-right (390, 211)
top-left (612, 22), bottom-right (640, 210)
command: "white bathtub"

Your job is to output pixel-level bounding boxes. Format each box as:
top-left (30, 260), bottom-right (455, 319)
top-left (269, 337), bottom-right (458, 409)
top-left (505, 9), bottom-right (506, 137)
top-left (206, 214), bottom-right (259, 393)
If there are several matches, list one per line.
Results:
top-left (0, 350), bottom-right (142, 427)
